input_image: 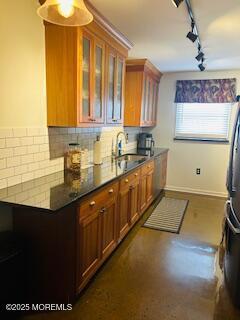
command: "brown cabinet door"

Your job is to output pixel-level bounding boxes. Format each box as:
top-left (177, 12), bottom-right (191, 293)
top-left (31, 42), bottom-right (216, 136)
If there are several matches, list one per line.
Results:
top-left (114, 56), bottom-right (124, 124)
top-left (106, 47), bottom-right (125, 125)
top-left (92, 38), bottom-right (105, 123)
top-left (119, 187), bottom-right (131, 239)
top-left (81, 31), bottom-right (105, 124)
top-left (141, 75), bottom-right (149, 125)
top-left (147, 78), bottom-right (153, 125)
top-left (152, 82), bottom-right (159, 125)
top-left (101, 198), bottom-right (117, 260)
top-left (146, 169), bottom-right (154, 205)
top-left (81, 31), bottom-right (92, 123)
top-left (129, 180), bottom-right (140, 225)
top-left (79, 209), bottom-right (101, 285)
top-left (140, 173), bottom-right (148, 214)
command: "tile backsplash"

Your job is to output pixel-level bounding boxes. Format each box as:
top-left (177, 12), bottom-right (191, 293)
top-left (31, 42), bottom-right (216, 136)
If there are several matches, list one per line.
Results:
top-left (0, 126), bottom-right (140, 190)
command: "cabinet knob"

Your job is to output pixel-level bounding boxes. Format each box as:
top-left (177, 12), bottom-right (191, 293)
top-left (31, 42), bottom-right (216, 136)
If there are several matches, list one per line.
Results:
top-left (109, 189), bottom-right (114, 194)
top-left (100, 207), bottom-right (106, 214)
top-left (147, 165), bottom-right (150, 168)
top-left (89, 201), bottom-right (96, 207)
top-left (135, 173), bottom-right (138, 177)
top-left (125, 179), bottom-right (129, 183)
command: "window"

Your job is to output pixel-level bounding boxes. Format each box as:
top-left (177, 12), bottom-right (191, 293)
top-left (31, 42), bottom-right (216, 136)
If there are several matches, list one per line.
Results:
top-left (175, 103), bottom-right (232, 142)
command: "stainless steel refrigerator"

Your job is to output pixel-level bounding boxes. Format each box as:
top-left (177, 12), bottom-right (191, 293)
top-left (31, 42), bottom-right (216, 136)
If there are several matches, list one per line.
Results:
top-left (225, 96), bottom-right (240, 307)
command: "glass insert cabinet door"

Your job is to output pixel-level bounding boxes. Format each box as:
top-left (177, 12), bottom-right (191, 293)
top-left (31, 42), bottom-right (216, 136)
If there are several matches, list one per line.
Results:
top-left (93, 40), bottom-right (105, 123)
top-left (81, 32), bottom-right (104, 124)
top-left (115, 58), bottom-right (124, 122)
top-left (82, 35), bottom-right (91, 122)
top-left (141, 75), bottom-right (159, 126)
top-left (141, 75), bottom-right (149, 125)
top-left (106, 47), bottom-right (124, 124)
top-left (152, 82), bottom-right (159, 125)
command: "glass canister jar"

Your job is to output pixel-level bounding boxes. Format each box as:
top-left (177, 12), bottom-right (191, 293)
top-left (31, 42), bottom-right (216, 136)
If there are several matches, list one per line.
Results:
top-left (66, 143), bottom-right (81, 173)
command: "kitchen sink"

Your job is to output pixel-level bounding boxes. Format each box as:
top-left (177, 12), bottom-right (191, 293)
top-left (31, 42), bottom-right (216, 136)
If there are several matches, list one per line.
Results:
top-left (116, 154), bottom-right (148, 162)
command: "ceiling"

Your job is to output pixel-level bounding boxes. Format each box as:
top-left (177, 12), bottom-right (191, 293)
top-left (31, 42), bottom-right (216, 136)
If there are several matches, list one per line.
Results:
top-left (90, 0), bottom-right (240, 72)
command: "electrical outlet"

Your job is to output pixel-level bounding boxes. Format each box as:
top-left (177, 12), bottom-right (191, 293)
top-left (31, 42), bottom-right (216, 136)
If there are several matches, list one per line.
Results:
top-left (196, 168), bottom-right (201, 175)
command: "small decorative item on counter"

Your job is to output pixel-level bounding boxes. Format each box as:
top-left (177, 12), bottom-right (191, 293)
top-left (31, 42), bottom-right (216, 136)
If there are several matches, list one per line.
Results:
top-left (94, 135), bottom-right (102, 165)
top-left (65, 143), bottom-right (81, 173)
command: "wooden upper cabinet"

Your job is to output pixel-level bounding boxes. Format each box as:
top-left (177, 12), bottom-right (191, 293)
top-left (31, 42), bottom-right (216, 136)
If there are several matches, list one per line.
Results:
top-left (81, 31), bottom-right (105, 124)
top-left (45, 3), bottom-right (132, 127)
top-left (106, 47), bottom-right (125, 125)
top-left (124, 59), bottom-right (162, 127)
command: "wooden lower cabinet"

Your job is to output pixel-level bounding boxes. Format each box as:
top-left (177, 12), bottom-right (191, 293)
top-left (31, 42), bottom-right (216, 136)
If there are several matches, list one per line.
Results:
top-left (119, 169), bottom-right (140, 240)
top-left (77, 182), bottom-right (118, 292)
top-left (77, 155), bottom-right (167, 294)
top-left (119, 187), bottom-right (131, 239)
top-left (101, 197), bottom-right (118, 260)
top-left (78, 210), bottom-right (102, 288)
top-left (146, 169), bottom-right (154, 205)
top-left (139, 173), bottom-right (147, 214)
top-left (129, 179), bottom-right (140, 225)
top-left (140, 161), bottom-right (155, 215)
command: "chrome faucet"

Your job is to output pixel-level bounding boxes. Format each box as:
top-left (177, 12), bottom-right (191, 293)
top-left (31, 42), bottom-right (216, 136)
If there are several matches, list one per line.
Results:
top-left (113, 131), bottom-right (128, 158)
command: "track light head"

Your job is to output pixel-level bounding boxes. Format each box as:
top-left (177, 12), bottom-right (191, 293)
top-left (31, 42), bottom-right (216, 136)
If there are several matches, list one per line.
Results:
top-left (198, 63), bottom-right (205, 72)
top-left (195, 51), bottom-right (204, 61)
top-left (171, 0), bottom-right (184, 7)
top-left (186, 31), bottom-right (198, 42)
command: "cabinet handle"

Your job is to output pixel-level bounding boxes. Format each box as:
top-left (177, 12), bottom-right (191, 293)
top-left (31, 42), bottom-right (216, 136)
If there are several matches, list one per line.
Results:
top-left (90, 118), bottom-right (96, 122)
top-left (112, 119), bottom-right (117, 122)
top-left (89, 201), bottom-right (96, 207)
top-left (109, 189), bottom-right (114, 194)
top-left (125, 179), bottom-right (129, 183)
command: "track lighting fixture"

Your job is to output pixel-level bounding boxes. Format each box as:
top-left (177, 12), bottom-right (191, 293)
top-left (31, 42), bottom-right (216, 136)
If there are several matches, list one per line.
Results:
top-left (186, 21), bottom-right (198, 43)
top-left (195, 51), bottom-right (204, 62)
top-left (171, 0), bottom-right (184, 8)
top-left (198, 59), bottom-right (205, 72)
top-left (186, 31), bottom-right (197, 43)
top-left (174, 0), bottom-right (206, 71)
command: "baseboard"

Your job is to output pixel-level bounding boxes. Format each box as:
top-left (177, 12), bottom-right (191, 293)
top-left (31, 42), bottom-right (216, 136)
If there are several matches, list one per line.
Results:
top-left (165, 185), bottom-right (228, 199)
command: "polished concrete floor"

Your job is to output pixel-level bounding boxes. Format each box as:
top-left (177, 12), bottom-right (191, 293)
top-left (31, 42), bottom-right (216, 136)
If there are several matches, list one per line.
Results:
top-left (23, 191), bottom-right (240, 320)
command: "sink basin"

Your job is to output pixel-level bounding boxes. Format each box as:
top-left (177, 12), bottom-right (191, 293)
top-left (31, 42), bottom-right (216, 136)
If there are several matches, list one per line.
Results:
top-left (116, 154), bottom-right (148, 162)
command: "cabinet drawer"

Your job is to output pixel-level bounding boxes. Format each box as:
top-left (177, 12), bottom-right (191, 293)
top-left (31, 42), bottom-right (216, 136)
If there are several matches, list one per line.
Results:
top-left (120, 169), bottom-right (140, 191)
top-left (141, 160), bottom-right (154, 176)
top-left (79, 182), bottom-right (119, 220)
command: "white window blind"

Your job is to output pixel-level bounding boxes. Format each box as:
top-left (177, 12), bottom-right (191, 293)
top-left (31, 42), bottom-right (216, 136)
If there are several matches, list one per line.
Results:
top-left (175, 103), bottom-right (232, 141)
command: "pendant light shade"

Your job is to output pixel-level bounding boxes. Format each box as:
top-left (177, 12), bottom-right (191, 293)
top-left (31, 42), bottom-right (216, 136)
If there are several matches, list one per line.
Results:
top-left (37, 0), bottom-right (93, 27)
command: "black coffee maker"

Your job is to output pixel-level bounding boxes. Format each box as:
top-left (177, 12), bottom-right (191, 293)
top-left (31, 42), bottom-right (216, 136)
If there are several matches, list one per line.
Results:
top-left (137, 133), bottom-right (155, 151)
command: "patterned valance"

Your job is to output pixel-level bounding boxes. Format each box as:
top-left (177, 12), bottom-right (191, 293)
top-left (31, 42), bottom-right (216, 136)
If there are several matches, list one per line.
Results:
top-left (175, 78), bottom-right (237, 103)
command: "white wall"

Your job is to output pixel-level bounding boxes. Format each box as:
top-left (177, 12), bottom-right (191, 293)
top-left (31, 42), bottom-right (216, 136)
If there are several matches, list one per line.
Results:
top-left (152, 70), bottom-right (240, 197)
top-left (0, 0), bottom-right (46, 127)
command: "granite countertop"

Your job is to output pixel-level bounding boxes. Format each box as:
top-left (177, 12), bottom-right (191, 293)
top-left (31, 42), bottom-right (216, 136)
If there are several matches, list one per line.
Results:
top-left (0, 148), bottom-right (168, 212)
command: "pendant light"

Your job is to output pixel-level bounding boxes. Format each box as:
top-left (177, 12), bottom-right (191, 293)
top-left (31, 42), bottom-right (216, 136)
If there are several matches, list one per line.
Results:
top-left (37, 0), bottom-right (93, 27)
